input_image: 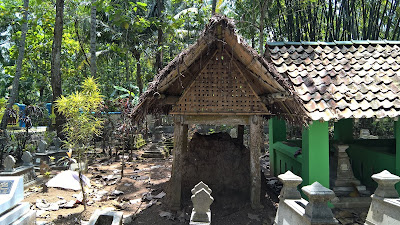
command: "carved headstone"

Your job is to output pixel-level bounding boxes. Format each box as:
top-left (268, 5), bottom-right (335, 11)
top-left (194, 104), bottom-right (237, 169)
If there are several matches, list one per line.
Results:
top-left (190, 189), bottom-right (214, 224)
top-left (38, 140), bottom-right (47, 152)
top-left (277, 170), bottom-right (302, 200)
top-left (22, 152), bottom-right (33, 166)
top-left (4, 156), bottom-right (16, 172)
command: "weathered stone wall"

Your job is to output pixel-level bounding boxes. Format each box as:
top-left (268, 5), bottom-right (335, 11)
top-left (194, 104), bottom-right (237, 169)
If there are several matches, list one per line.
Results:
top-left (181, 132), bottom-right (250, 207)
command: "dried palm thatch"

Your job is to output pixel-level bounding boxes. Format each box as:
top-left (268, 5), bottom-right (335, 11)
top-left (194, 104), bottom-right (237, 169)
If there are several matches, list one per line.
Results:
top-left (130, 15), bottom-right (309, 125)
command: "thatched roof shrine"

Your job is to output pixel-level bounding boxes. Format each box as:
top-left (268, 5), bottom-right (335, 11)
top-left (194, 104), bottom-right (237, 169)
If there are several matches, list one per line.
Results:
top-left (131, 15), bottom-right (307, 123)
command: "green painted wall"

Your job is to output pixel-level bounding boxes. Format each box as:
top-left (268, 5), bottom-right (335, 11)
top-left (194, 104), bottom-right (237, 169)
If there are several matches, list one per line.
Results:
top-left (395, 121), bottom-right (400, 194)
top-left (269, 118), bottom-right (286, 176)
top-left (334, 119), bottom-right (354, 143)
top-left (272, 141), bottom-right (303, 176)
top-left (347, 144), bottom-right (396, 192)
top-left (302, 121), bottom-right (330, 188)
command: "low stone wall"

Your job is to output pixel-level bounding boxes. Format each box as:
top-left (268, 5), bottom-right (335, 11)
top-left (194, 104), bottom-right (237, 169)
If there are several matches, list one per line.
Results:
top-left (274, 171), bottom-right (338, 225)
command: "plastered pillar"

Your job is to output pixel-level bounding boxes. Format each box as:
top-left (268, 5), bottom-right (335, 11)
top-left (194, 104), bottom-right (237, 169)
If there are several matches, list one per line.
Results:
top-left (250, 115), bottom-right (263, 209)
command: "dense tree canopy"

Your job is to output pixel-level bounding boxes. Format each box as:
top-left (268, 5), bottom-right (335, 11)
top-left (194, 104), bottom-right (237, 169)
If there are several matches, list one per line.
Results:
top-left (1, 0), bottom-right (400, 109)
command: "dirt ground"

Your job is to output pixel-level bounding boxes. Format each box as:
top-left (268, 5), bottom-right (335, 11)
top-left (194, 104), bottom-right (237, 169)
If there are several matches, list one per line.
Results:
top-left (24, 144), bottom-right (279, 225)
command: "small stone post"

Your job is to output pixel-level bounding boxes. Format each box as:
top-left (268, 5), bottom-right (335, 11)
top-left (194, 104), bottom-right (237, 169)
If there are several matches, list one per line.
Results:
top-left (22, 151), bottom-right (33, 166)
top-left (4, 155), bottom-right (16, 172)
top-left (190, 182), bottom-right (214, 225)
top-left (365, 170), bottom-right (400, 225)
top-left (302, 182), bottom-right (338, 224)
top-left (371, 170), bottom-right (400, 198)
top-left (277, 170), bottom-right (302, 200)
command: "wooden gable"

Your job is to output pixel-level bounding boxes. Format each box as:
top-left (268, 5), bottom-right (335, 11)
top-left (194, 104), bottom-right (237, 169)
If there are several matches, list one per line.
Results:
top-left (171, 50), bottom-right (269, 115)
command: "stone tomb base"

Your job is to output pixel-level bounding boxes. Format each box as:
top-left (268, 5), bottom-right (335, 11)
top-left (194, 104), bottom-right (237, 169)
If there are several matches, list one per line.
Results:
top-left (0, 202), bottom-right (36, 225)
top-left (0, 166), bottom-right (37, 189)
top-left (180, 132), bottom-right (250, 207)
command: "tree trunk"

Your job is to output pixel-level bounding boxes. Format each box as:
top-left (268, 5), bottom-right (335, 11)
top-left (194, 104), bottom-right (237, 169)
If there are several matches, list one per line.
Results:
top-left (212, 0), bottom-right (217, 15)
top-left (0, 0), bottom-right (29, 130)
top-left (50, 0), bottom-right (65, 139)
top-left (133, 51), bottom-right (143, 94)
top-left (155, 0), bottom-right (164, 71)
top-left (90, 0), bottom-right (97, 78)
top-left (259, 0), bottom-right (266, 55)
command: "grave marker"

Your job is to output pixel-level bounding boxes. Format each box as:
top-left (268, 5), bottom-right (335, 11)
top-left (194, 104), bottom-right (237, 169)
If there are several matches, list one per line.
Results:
top-left (22, 151), bottom-right (33, 166)
top-left (0, 176), bottom-right (35, 224)
top-left (38, 140), bottom-right (47, 152)
top-left (4, 155), bottom-right (16, 172)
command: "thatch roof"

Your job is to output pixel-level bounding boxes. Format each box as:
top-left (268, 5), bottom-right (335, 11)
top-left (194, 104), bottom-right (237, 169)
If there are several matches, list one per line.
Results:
top-left (131, 15), bottom-right (309, 124)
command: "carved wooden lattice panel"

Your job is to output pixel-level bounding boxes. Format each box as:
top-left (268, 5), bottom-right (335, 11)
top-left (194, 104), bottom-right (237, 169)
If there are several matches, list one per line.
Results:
top-left (171, 50), bottom-right (269, 115)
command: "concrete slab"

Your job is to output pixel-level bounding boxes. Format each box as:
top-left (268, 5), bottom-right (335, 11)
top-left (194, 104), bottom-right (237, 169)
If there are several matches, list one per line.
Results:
top-left (0, 176), bottom-right (24, 215)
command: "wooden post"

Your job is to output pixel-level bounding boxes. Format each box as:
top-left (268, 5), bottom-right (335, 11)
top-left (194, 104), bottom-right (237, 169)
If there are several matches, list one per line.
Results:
top-left (395, 120), bottom-right (400, 194)
top-left (302, 121), bottom-right (330, 188)
top-left (170, 115), bottom-right (187, 210)
top-left (268, 118), bottom-right (286, 176)
top-left (238, 125), bottom-right (244, 144)
top-left (249, 115), bottom-right (263, 209)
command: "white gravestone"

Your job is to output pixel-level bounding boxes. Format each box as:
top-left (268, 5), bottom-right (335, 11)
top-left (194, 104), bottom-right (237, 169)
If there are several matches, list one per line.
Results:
top-left (190, 182), bottom-right (214, 225)
top-left (0, 176), bottom-right (24, 215)
top-left (0, 176), bottom-right (35, 225)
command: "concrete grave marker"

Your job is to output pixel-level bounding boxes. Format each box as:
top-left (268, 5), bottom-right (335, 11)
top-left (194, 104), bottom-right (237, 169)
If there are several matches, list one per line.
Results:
top-left (0, 176), bottom-right (23, 215)
top-left (191, 181), bottom-right (212, 195)
top-left (371, 170), bottom-right (400, 198)
top-left (190, 182), bottom-right (214, 225)
top-left (38, 140), bottom-right (47, 152)
top-left (302, 182), bottom-right (338, 224)
top-left (277, 170), bottom-right (302, 200)
top-left (4, 155), bottom-right (16, 172)
top-left (0, 176), bottom-right (35, 225)
top-left (22, 151), bottom-right (33, 166)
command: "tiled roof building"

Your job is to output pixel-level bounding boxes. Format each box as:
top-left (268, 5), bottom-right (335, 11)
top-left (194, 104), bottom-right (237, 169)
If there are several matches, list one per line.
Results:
top-left (265, 41), bottom-right (400, 121)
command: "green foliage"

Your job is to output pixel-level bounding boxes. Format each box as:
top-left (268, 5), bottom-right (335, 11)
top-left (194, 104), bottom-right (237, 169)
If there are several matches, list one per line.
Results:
top-left (56, 77), bottom-right (104, 151)
top-left (43, 131), bottom-right (56, 146)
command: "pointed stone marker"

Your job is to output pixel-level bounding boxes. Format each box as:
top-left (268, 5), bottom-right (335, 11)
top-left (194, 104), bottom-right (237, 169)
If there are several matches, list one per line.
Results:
top-left (371, 170), bottom-right (400, 198)
top-left (191, 189), bottom-right (214, 224)
top-left (277, 170), bottom-right (302, 200)
top-left (302, 182), bottom-right (338, 224)
top-left (191, 181), bottom-right (212, 195)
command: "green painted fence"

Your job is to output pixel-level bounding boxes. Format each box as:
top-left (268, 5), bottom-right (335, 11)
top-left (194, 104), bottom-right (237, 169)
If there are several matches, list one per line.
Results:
top-left (271, 141), bottom-right (303, 177)
top-left (347, 139), bottom-right (396, 190)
